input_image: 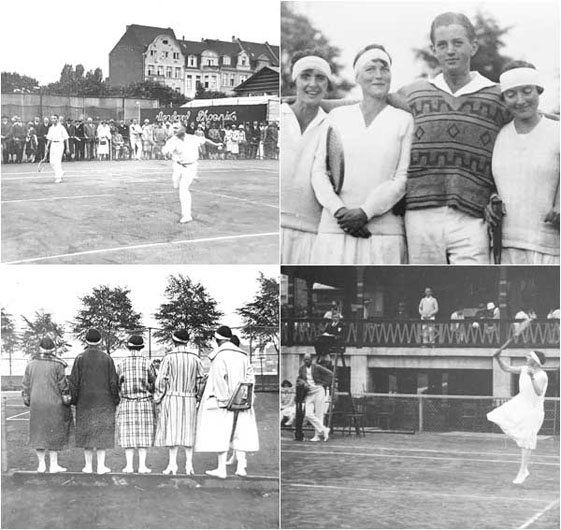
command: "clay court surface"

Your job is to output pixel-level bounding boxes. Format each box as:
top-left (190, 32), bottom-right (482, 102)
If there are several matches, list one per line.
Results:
top-left (1, 391), bottom-right (279, 529)
top-left (281, 431), bottom-right (560, 529)
top-left (1, 159), bottom-right (278, 264)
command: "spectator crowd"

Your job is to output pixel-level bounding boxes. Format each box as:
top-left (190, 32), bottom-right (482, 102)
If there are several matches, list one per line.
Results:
top-left (1, 114), bottom-right (279, 164)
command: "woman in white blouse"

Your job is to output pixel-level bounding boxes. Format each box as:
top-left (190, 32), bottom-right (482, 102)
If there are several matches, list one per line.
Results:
top-left (281, 50), bottom-right (332, 264)
top-left (311, 44), bottom-right (414, 264)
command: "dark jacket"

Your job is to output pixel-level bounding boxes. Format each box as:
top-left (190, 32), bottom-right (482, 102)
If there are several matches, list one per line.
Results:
top-left (297, 363), bottom-right (333, 388)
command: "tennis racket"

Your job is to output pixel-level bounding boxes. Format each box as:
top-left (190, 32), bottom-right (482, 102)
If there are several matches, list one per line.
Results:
top-left (492, 317), bottom-right (534, 357)
top-left (326, 125), bottom-right (344, 194)
top-left (37, 155), bottom-right (48, 172)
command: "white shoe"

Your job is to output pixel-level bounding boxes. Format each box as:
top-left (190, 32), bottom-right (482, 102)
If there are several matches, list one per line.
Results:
top-left (310, 436), bottom-right (321, 442)
top-left (323, 427), bottom-right (330, 442)
top-left (82, 466), bottom-right (93, 473)
top-left (97, 465), bottom-right (111, 475)
top-left (235, 467), bottom-right (247, 477)
top-left (205, 468), bottom-right (227, 479)
top-left (138, 467), bottom-right (152, 474)
top-left (37, 463), bottom-right (47, 473)
top-left (54, 179), bottom-right (63, 184)
top-left (185, 464), bottom-right (194, 476)
top-left (513, 470), bottom-right (529, 485)
top-left (180, 216), bottom-right (193, 224)
top-left (162, 465), bottom-right (178, 475)
top-left (49, 465), bottom-right (67, 473)
top-left (122, 467), bottom-right (134, 474)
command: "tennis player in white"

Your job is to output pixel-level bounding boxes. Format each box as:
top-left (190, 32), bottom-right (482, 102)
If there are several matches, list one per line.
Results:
top-left (45, 115), bottom-right (69, 183)
top-left (162, 124), bottom-right (222, 223)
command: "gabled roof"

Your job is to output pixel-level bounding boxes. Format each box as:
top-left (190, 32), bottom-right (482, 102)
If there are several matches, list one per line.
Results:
top-left (110, 24), bottom-right (176, 55)
top-left (237, 40), bottom-right (279, 66)
top-left (179, 37), bottom-right (279, 65)
top-left (233, 66), bottom-right (280, 94)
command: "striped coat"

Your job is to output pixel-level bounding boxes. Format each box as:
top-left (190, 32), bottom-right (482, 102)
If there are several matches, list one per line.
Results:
top-left (116, 352), bottom-right (157, 448)
top-left (154, 349), bottom-right (203, 447)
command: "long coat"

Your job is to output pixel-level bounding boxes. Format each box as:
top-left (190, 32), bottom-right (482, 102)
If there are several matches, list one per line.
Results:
top-left (195, 343), bottom-right (259, 453)
top-left (22, 354), bottom-right (72, 450)
top-left (69, 346), bottom-right (120, 448)
top-left (154, 350), bottom-right (203, 447)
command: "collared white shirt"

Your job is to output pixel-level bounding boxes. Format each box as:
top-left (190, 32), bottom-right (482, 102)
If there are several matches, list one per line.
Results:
top-left (429, 71), bottom-right (496, 97)
top-left (162, 134), bottom-right (205, 165)
top-left (46, 123), bottom-right (69, 142)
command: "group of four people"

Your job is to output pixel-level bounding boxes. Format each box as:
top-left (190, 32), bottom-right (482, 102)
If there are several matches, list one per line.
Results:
top-left (22, 325), bottom-right (259, 478)
top-left (281, 11), bottom-right (559, 265)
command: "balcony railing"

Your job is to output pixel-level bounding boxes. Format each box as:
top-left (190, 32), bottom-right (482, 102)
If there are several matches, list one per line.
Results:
top-left (281, 318), bottom-right (560, 349)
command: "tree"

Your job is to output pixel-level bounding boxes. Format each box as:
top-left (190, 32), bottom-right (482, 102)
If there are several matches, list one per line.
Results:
top-left (1, 308), bottom-right (18, 356)
top-left (44, 65), bottom-right (113, 97)
top-left (195, 82), bottom-right (229, 100)
top-left (72, 285), bottom-right (143, 355)
top-left (154, 274), bottom-right (223, 349)
top-left (413, 10), bottom-right (514, 82)
top-left (236, 273), bottom-right (279, 354)
top-left (281, 2), bottom-right (353, 98)
top-left (124, 80), bottom-right (188, 106)
top-left (1, 72), bottom-right (40, 94)
top-left (20, 311), bottom-right (69, 356)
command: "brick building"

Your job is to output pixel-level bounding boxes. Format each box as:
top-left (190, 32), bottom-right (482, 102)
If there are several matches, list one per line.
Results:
top-left (109, 24), bottom-right (279, 98)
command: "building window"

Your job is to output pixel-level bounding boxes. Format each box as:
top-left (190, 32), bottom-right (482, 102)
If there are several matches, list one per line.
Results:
top-left (147, 64), bottom-right (154, 76)
top-left (210, 76), bottom-right (217, 89)
top-left (173, 52), bottom-right (180, 60)
top-left (163, 39), bottom-right (168, 44)
top-left (150, 49), bottom-right (155, 56)
top-left (240, 56), bottom-right (247, 66)
top-left (164, 51), bottom-right (169, 58)
top-left (188, 56), bottom-right (197, 67)
top-left (222, 74), bottom-right (228, 86)
top-left (166, 67), bottom-right (172, 78)
top-left (175, 87), bottom-right (180, 93)
top-left (186, 75), bottom-right (192, 89)
top-left (223, 56), bottom-right (231, 66)
top-left (175, 67), bottom-right (181, 78)
top-left (157, 66), bottom-right (164, 76)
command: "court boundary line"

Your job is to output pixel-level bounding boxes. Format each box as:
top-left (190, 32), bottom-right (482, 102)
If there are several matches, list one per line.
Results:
top-left (518, 498), bottom-right (560, 529)
top-left (4, 232), bottom-right (278, 264)
top-left (6, 411), bottom-right (29, 420)
top-left (282, 449), bottom-right (560, 466)
top-left (284, 482), bottom-right (551, 504)
top-left (281, 442), bottom-right (560, 460)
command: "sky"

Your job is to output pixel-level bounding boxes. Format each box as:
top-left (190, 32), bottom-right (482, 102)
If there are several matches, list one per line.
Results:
top-left (0, 0), bottom-right (280, 85)
top-left (1, 265), bottom-right (278, 333)
top-left (290, 0), bottom-right (560, 111)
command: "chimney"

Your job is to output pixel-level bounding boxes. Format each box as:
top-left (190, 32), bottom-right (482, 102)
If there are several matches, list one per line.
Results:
top-left (232, 35), bottom-right (236, 42)
top-left (182, 35), bottom-right (185, 40)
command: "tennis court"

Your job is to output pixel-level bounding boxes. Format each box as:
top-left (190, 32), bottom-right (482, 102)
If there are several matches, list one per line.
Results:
top-left (281, 431), bottom-right (560, 529)
top-left (1, 159), bottom-right (278, 264)
top-left (1, 391), bottom-right (279, 529)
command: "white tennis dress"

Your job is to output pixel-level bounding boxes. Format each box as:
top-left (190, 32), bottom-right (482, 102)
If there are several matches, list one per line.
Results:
top-left (487, 366), bottom-right (548, 450)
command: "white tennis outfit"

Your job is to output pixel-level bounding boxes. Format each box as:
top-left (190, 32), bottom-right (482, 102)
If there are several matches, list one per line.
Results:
top-left (46, 123), bottom-right (69, 182)
top-left (487, 367), bottom-right (548, 450)
top-left (162, 134), bottom-right (206, 221)
top-left (311, 104), bottom-right (414, 264)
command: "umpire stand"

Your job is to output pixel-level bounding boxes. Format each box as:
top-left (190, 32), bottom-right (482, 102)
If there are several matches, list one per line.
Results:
top-left (315, 334), bottom-right (364, 437)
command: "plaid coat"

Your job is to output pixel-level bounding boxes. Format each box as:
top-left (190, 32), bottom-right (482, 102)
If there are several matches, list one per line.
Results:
top-left (116, 352), bottom-right (157, 448)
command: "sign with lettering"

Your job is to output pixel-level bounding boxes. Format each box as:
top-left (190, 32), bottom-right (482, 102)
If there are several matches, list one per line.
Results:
top-left (141, 104), bottom-right (268, 125)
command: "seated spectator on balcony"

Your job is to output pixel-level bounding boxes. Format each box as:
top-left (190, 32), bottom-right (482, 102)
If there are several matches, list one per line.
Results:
top-left (323, 300), bottom-right (342, 321)
top-left (547, 308), bottom-right (560, 320)
top-left (487, 302), bottom-right (500, 319)
top-left (296, 353), bottom-right (332, 442)
top-left (450, 308), bottom-right (466, 343)
top-left (96, 120), bottom-right (112, 161)
top-left (419, 287), bottom-right (438, 345)
top-left (514, 304), bottom-right (537, 335)
top-left (395, 301), bottom-right (410, 320)
top-left (281, 379), bottom-right (296, 426)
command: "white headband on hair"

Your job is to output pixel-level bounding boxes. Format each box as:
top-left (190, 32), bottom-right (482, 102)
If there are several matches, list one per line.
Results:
top-left (291, 56), bottom-right (332, 82)
top-left (529, 351), bottom-right (543, 366)
top-left (499, 67), bottom-right (543, 93)
top-left (354, 48), bottom-right (391, 78)
top-left (215, 331), bottom-right (230, 341)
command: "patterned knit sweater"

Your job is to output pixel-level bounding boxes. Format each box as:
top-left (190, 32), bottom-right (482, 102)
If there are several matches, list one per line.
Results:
top-left (400, 79), bottom-right (510, 218)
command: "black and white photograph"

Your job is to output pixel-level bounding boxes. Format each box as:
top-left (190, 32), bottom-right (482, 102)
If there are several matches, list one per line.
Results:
top-left (1, 265), bottom-right (279, 529)
top-left (280, 0), bottom-right (559, 265)
top-left (1, 0), bottom-right (280, 264)
top-left (280, 265), bottom-right (560, 529)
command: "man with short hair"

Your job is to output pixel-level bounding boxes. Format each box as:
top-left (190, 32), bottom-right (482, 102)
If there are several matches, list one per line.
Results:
top-left (84, 117), bottom-right (97, 160)
top-left (45, 115), bottom-right (70, 183)
top-left (399, 12), bottom-right (510, 264)
top-left (162, 124), bottom-right (221, 223)
top-left (419, 287), bottom-right (439, 344)
top-left (129, 119), bottom-right (143, 160)
top-left (297, 353), bottom-right (332, 442)
top-left (1, 115), bottom-right (12, 163)
top-left (195, 325), bottom-right (259, 478)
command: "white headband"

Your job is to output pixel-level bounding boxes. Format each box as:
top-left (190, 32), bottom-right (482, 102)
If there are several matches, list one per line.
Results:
top-left (291, 56), bottom-right (332, 82)
top-left (529, 351), bottom-right (543, 366)
top-left (215, 331), bottom-right (231, 341)
top-left (499, 67), bottom-right (543, 93)
top-left (354, 48), bottom-right (391, 78)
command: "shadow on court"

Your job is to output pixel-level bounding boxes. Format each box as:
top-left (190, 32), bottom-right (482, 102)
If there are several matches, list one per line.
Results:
top-left (1, 392), bottom-right (279, 529)
top-left (281, 431), bottom-right (560, 529)
top-left (1, 159), bottom-right (278, 264)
